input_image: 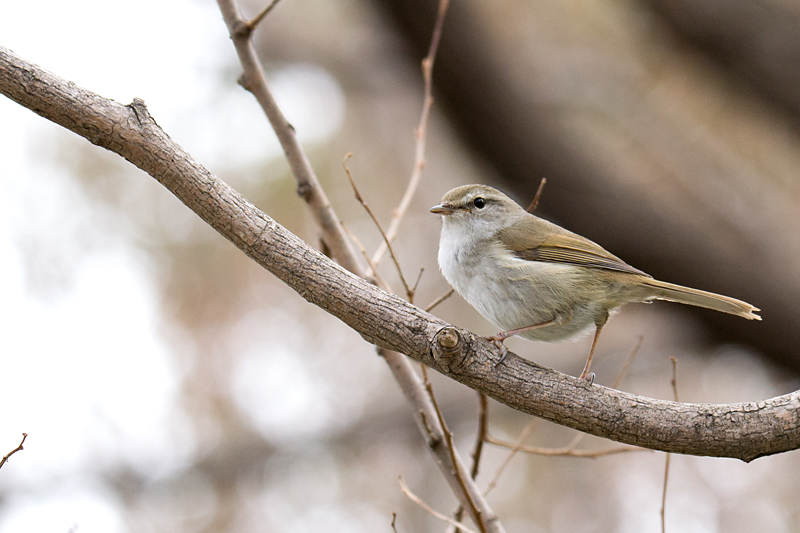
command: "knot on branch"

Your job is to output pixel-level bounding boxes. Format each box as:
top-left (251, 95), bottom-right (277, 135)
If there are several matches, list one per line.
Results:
top-left (128, 98), bottom-right (152, 125)
top-left (431, 326), bottom-right (468, 372)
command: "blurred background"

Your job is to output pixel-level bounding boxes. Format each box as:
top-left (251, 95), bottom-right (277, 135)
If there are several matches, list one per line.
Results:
top-left (1, 0), bottom-right (800, 531)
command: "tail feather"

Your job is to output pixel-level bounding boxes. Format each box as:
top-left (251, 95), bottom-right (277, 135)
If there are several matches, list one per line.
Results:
top-left (640, 278), bottom-right (761, 320)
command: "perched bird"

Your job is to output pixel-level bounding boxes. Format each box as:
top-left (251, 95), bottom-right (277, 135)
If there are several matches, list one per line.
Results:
top-left (430, 184), bottom-right (761, 380)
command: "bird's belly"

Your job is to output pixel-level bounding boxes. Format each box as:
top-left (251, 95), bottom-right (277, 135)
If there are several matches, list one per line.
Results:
top-left (457, 262), bottom-right (601, 342)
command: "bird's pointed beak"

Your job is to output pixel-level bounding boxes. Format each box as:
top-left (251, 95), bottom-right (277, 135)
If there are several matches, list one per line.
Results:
top-left (430, 203), bottom-right (456, 215)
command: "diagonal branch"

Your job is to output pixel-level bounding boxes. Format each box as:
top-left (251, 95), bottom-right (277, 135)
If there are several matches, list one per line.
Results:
top-left (216, 0), bottom-right (359, 275)
top-left (0, 433), bottom-right (27, 470)
top-left (343, 154), bottom-right (413, 300)
top-left (247, 0), bottom-right (282, 32)
top-left (211, 2), bottom-right (501, 529)
top-left (2, 45), bottom-right (800, 466)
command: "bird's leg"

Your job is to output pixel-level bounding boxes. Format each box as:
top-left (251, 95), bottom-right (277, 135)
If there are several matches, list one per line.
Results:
top-left (486, 319), bottom-right (557, 343)
top-left (489, 311), bottom-right (572, 366)
top-left (578, 312), bottom-right (609, 382)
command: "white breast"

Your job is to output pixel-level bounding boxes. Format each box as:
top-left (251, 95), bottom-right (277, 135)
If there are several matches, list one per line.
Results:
top-left (437, 220), bottom-right (599, 342)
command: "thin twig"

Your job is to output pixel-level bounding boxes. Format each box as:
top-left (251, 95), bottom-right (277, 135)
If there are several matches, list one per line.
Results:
top-left (421, 365), bottom-right (488, 533)
top-left (424, 288), bottom-right (455, 313)
top-left (340, 222), bottom-right (389, 289)
top-left (471, 393), bottom-right (489, 480)
top-left (661, 357), bottom-right (679, 533)
top-left (485, 420), bottom-right (540, 497)
top-left (669, 357), bottom-right (680, 404)
top-left (410, 268), bottom-right (425, 305)
top-left (566, 334), bottom-right (644, 452)
top-left (485, 435), bottom-right (645, 458)
top-left (370, 0), bottom-right (450, 270)
top-left (391, 512), bottom-right (398, 533)
top-left (342, 154), bottom-right (413, 300)
top-left (0, 433), bottom-right (27, 470)
top-left (247, 0), bottom-right (282, 31)
top-left (453, 392), bottom-right (489, 532)
top-left (525, 178), bottom-right (548, 213)
top-left (613, 335), bottom-right (644, 390)
top-left (399, 476), bottom-right (479, 533)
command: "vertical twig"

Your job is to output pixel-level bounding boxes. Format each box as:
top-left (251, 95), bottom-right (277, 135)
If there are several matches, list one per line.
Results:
top-left (343, 154), bottom-right (413, 301)
top-left (453, 392), bottom-right (489, 532)
top-left (370, 0), bottom-right (450, 270)
top-left (216, 1), bottom-right (503, 530)
top-left (525, 178), bottom-right (547, 213)
top-left (421, 365), bottom-right (488, 533)
top-left (661, 357), bottom-right (679, 533)
top-left (471, 393), bottom-right (489, 480)
top-left (216, 0), bottom-right (359, 274)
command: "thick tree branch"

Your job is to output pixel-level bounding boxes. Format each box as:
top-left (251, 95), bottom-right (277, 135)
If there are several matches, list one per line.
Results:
top-left (2, 45), bottom-right (800, 464)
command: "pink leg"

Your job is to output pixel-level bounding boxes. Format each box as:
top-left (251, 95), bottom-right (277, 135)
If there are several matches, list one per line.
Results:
top-left (489, 312), bottom-right (570, 366)
top-left (578, 313), bottom-right (609, 381)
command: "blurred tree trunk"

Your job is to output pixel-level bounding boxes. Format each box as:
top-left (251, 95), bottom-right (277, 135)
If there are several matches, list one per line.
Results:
top-left (372, 0), bottom-right (800, 373)
top-left (647, 0), bottom-right (800, 121)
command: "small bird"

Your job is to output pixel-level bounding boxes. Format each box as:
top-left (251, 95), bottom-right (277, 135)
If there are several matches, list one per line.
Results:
top-left (430, 184), bottom-right (761, 380)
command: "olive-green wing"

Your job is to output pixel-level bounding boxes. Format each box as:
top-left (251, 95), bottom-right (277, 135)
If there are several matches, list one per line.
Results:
top-left (501, 228), bottom-right (650, 277)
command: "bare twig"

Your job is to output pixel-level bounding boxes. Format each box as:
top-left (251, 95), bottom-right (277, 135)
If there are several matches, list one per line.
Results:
top-left (485, 419), bottom-right (540, 497)
top-left (421, 366), bottom-right (488, 533)
top-left (391, 512), bottom-right (398, 533)
top-left (343, 154), bottom-right (413, 300)
top-left (661, 357), bottom-right (679, 533)
top-left (410, 268), bottom-right (425, 305)
top-left (453, 392), bottom-right (489, 532)
top-left (565, 334), bottom-right (644, 452)
top-left (341, 222), bottom-right (389, 289)
top-left (525, 178), bottom-right (548, 213)
top-left (247, 0), bottom-right (282, 31)
top-left (424, 288), bottom-right (455, 313)
top-left (669, 357), bottom-right (680, 403)
top-left (471, 393), bottom-right (489, 479)
top-left (0, 433), bottom-right (27, 470)
top-left (613, 335), bottom-right (644, 390)
top-left (486, 435), bottom-right (644, 458)
top-left (399, 476), bottom-right (479, 533)
top-left (370, 0), bottom-right (450, 270)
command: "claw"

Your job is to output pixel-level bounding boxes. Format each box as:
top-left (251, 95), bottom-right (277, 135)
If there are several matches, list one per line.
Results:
top-left (493, 341), bottom-right (509, 367)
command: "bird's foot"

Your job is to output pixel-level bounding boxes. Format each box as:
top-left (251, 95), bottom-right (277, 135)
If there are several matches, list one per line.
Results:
top-left (484, 335), bottom-right (510, 367)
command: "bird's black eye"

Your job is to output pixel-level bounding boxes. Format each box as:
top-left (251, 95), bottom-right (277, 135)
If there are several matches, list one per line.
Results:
top-left (473, 197), bottom-right (486, 209)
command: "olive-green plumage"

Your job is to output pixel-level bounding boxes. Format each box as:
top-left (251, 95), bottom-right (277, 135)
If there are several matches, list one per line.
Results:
top-left (431, 184), bottom-right (760, 380)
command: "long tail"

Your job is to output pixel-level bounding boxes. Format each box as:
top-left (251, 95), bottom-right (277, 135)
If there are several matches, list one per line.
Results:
top-left (640, 278), bottom-right (761, 320)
